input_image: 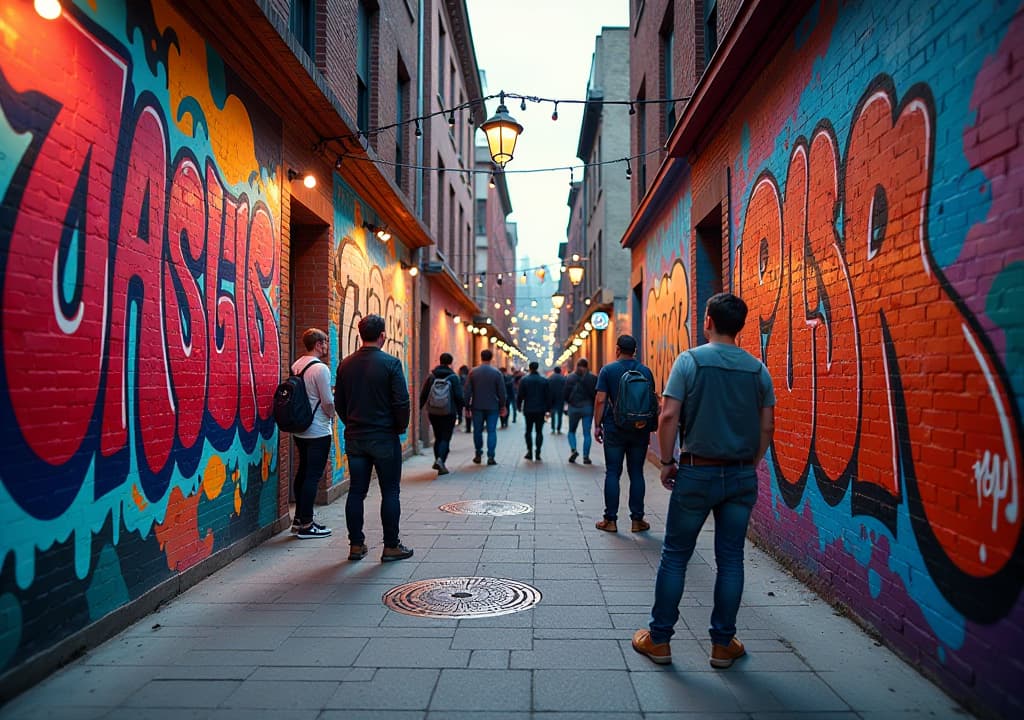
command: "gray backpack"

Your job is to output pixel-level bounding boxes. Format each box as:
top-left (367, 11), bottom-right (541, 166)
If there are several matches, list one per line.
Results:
top-left (426, 375), bottom-right (454, 415)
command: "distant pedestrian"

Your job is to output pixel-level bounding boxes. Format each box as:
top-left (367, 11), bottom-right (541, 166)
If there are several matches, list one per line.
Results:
top-left (466, 349), bottom-right (507, 465)
top-left (501, 366), bottom-right (516, 427)
top-left (289, 328), bottom-right (335, 538)
top-left (547, 366), bottom-right (567, 433)
top-left (632, 293), bottom-right (775, 667)
top-left (419, 352), bottom-right (464, 475)
top-left (593, 335), bottom-right (658, 534)
top-left (334, 314), bottom-right (414, 563)
top-left (517, 361), bottom-right (551, 461)
top-left (458, 365), bottom-right (472, 432)
top-left (564, 358), bottom-right (598, 464)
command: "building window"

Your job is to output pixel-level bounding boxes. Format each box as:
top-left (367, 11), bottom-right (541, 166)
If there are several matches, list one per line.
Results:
top-left (661, 18), bottom-right (675, 136)
top-left (704, 0), bottom-right (718, 68)
top-left (437, 19), bottom-right (446, 102)
top-left (637, 87), bottom-right (647, 197)
top-left (396, 67), bottom-right (410, 190)
top-left (475, 199), bottom-right (486, 235)
top-left (356, 1), bottom-right (372, 135)
top-left (290, 0), bottom-right (316, 56)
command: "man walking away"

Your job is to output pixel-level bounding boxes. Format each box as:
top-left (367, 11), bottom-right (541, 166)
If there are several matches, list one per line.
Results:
top-left (501, 367), bottom-right (516, 428)
top-left (517, 361), bottom-right (551, 461)
top-left (466, 349), bottom-right (506, 465)
top-left (334, 314), bottom-right (414, 563)
top-left (593, 335), bottom-right (658, 534)
top-left (547, 366), bottom-right (567, 433)
top-left (290, 328), bottom-right (335, 538)
top-left (458, 365), bottom-right (472, 432)
top-left (564, 358), bottom-right (597, 464)
top-left (632, 293), bottom-right (775, 668)
top-left (419, 352), bottom-right (464, 475)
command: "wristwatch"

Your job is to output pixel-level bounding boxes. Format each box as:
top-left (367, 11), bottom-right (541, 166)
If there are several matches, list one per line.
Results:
top-left (660, 458), bottom-right (677, 466)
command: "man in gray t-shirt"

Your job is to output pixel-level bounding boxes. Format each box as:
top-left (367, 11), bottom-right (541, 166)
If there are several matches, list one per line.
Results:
top-left (632, 293), bottom-right (776, 670)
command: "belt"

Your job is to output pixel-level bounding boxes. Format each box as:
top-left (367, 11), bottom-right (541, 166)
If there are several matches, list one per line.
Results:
top-left (679, 452), bottom-right (754, 467)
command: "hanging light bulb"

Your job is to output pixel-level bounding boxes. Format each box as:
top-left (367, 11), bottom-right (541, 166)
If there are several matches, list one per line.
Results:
top-left (489, 173), bottom-right (496, 189)
top-left (626, 158), bottom-right (633, 180)
top-left (520, 272), bottom-right (527, 285)
top-left (551, 101), bottom-right (559, 121)
top-left (520, 97), bottom-right (527, 112)
top-left (448, 111), bottom-right (456, 128)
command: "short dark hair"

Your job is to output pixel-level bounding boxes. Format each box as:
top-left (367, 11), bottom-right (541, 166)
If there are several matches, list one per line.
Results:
top-left (552, 366), bottom-right (562, 374)
top-left (706, 293), bottom-right (748, 337)
top-left (616, 335), bottom-right (637, 355)
top-left (302, 327), bottom-right (327, 351)
top-left (358, 314), bottom-right (386, 342)
top-left (576, 358), bottom-right (588, 369)
top-left (481, 349), bottom-right (493, 362)
top-left (529, 361), bottom-right (539, 372)
top-left (439, 352), bottom-right (453, 365)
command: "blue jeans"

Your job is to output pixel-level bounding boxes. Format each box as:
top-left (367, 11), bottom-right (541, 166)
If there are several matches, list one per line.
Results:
top-left (293, 435), bottom-right (331, 524)
top-left (567, 412), bottom-right (593, 457)
top-left (601, 428), bottom-right (649, 521)
top-left (345, 436), bottom-right (403, 547)
top-left (649, 464), bottom-right (758, 645)
top-left (472, 409), bottom-right (499, 458)
top-left (550, 405), bottom-right (564, 432)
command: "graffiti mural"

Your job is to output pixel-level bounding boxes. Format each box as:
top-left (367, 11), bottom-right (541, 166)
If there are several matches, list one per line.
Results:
top-left (0, 2), bottom-right (281, 673)
top-left (643, 199), bottom-right (693, 389)
top-left (331, 177), bottom-right (414, 474)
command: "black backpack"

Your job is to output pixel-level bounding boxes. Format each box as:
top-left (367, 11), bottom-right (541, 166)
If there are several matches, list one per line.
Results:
top-left (273, 360), bottom-right (322, 432)
top-left (426, 374), bottom-right (454, 415)
top-left (613, 368), bottom-right (659, 432)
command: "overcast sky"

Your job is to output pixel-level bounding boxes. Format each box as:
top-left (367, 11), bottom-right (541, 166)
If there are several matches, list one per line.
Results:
top-left (466, 0), bottom-right (630, 273)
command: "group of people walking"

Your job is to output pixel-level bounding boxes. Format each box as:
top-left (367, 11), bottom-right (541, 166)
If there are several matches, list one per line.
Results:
top-left (284, 293), bottom-right (776, 673)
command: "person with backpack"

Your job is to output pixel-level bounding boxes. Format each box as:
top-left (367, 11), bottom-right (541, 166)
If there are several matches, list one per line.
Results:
top-left (517, 361), bottom-right (551, 461)
top-left (418, 352), bottom-right (464, 475)
top-left (563, 358), bottom-right (597, 464)
top-left (593, 335), bottom-right (659, 533)
top-left (284, 328), bottom-right (335, 539)
top-left (632, 293), bottom-right (775, 668)
top-left (547, 366), bottom-right (567, 434)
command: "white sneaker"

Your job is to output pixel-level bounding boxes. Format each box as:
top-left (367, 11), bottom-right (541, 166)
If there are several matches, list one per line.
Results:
top-left (295, 523), bottom-right (332, 539)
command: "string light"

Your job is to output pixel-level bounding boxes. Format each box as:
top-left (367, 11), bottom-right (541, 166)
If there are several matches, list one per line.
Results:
top-left (551, 102), bottom-right (559, 121)
top-left (414, 120), bottom-right (422, 137)
top-left (626, 158), bottom-right (633, 180)
top-left (520, 97), bottom-right (527, 112)
top-left (448, 111), bottom-right (456, 128)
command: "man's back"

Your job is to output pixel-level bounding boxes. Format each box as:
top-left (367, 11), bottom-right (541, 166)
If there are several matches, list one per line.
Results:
top-left (335, 346), bottom-right (410, 438)
top-left (565, 371), bottom-right (597, 411)
top-left (468, 364), bottom-right (504, 410)
top-left (596, 358), bottom-right (655, 432)
top-left (518, 373), bottom-right (550, 413)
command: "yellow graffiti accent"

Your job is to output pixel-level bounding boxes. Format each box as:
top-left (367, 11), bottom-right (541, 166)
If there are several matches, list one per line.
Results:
top-left (202, 455), bottom-right (227, 500)
top-left (131, 484), bottom-right (148, 511)
top-left (234, 485), bottom-right (242, 514)
top-left (152, 0), bottom-right (263, 189)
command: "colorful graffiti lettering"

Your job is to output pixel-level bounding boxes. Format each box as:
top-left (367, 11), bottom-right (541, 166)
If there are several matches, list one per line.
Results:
top-left (735, 76), bottom-right (1023, 621)
top-left (645, 259), bottom-right (691, 390)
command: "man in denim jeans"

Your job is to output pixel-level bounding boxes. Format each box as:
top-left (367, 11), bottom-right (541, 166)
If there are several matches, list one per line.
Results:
top-left (632, 293), bottom-right (775, 668)
top-left (334, 315), bottom-right (414, 563)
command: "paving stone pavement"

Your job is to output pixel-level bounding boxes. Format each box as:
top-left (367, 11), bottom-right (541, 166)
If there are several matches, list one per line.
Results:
top-left (1, 422), bottom-right (974, 719)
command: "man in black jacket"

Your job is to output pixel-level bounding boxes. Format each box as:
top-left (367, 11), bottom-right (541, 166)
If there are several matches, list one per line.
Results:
top-left (517, 361), bottom-right (552, 461)
top-left (334, 314), bottom-right (414, 563)
top-left (419, 352), bottom-right (464, 475)
top-left (547, 366), bottom-right (567, 434)
top-left (564, 358), bottom-right (598, 464)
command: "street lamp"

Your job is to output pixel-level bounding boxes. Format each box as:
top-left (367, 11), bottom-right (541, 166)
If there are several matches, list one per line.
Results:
top-left (567, 263), bottom-right (585, 286)
top-left (481, 92), bottom-right (524, 168)
top-left (550, 292), bottom-right (565, 310)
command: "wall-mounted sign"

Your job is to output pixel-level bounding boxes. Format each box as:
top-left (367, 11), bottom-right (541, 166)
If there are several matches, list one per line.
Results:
top-left (591, 311), bottom-right (610, 330)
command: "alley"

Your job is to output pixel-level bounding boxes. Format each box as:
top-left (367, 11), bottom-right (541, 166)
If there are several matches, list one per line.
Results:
top-left (1, 426), bottom-right (968, 719)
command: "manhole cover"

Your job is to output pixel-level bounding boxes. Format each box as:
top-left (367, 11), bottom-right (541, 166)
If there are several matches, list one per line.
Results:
top-left (382, 577), bottom-right (542, 618)
top-left (438, 500), bottom-right (533, 515)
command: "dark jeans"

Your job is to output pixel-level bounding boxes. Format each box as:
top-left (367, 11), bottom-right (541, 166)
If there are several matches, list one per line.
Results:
top-left (550, 405), bottom-right (564, 432)
top-left (601, 428), bottom-right (650, 521)
top-left (524, 412), bottom-right (546, 453)
top-left (650, 464), bottom-right (758, 645)
top-left (428, 413), bottom-right (457, 461)
top-left (472, 409), bottom-right (499, 458)
top-left (293, 435), bottom-right (331, 525)
top-left (567, 412), bottom-right (593, 457)
top-left (345, 435), bottom-right (402, 547)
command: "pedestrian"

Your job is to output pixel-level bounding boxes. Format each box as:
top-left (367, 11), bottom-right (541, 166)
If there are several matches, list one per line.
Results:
top-left (334, 314), bottom-right (414, 563)
top-left (564, 357), bottom-right (598, 464)
top-left (517, 361), bottom-right (551, 461)
top-left (419, 352), bottom-right (464, 476)
top-left (458, 365), bottom-right (472, 433)
top-left (547, 366), bottom-right (567, 433)
top-left (593, 334), bottom-right (658, 534)
top-left (466, 349), bottom-right (506, 465)
top-left (500, 366), bottom-right (516, 428)
top-left (631, 293), bottom-right (776, 668)
top-left (289, 328), bottom-right (335, 538)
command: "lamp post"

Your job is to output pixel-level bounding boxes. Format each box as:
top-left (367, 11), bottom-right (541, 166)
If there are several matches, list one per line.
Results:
top-left (481, 92), bottom-right (524, 168)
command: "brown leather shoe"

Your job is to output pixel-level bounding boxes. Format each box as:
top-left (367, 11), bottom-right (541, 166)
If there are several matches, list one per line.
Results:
top-left (595, 518), bottom-right (617, 533)
top-left (381, 543), bottom-right (414, 562)
top-left (348, 544), bottom-right (368, 561)
top-left (710, 637), bottom-right (746, 668)
top-left (632, 629), bottom-right (671, 664)
top-left (631, 519), bottom-right (650, 533)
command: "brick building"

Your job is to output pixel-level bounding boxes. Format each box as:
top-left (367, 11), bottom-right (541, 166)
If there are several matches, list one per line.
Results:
top-left (624, 0), bottom-right (1024, 716)
top-left (0, 0), bottom-right (496, 696)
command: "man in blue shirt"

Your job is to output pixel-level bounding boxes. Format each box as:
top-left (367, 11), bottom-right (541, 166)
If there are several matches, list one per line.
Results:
top-left (593, 335), bottom-right (658, 534)
top-left (632, 293), bottom-right (776, 668)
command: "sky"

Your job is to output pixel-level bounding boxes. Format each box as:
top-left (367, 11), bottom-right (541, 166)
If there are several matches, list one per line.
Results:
top-left (466, 0), bottom-right (630, 274)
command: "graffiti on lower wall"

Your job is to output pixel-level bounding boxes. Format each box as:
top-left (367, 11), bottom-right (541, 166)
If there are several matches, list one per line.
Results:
top-left (643, 198), bottom-right (693, 390)
top-left (331, 178), bottom-right (413, 473)
top-left (0, 2), bottom-right (281, 673)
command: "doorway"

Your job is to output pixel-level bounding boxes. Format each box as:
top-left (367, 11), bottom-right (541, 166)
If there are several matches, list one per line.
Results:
top-left (695, 205), bottom-right (724, 345)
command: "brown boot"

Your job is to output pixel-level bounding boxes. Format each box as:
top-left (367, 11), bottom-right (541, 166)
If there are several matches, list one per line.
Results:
top-left (632, 629), bottom-right (671, 664)
top-left (631, 519), bottom-right (650, 533)
top-left (595, 518), bottom-right (617, 533)
top-left (348, 544), bottom-right (368, 561)
top-left (381, 543), bottom-right (415, 562)
top-left (710, 637), bottom-right (746, 668)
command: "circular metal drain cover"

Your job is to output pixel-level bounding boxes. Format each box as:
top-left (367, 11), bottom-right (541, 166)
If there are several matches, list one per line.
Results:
top-left (382, 577), bottom-right (542, 618)
top-left (438, 500), bottom-right (533, 516)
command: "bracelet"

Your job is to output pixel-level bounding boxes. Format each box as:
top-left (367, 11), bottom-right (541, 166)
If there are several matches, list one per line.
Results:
top-left (660, 458), bottom-right (677, 466)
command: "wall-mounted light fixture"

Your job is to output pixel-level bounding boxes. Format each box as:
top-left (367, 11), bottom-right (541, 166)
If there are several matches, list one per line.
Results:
top-left (35, 0), bottom-right (62, 19)
top-left (400, 262), bottom-right (418, 277)
top-left (550, 293), bottom-right (566, 310)
top-left (453, 315), bottom-right (461, 324)
top-left (363, 222), bottom-right (391, 241)
top-left (287, 169), bottom-right (316, 189)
